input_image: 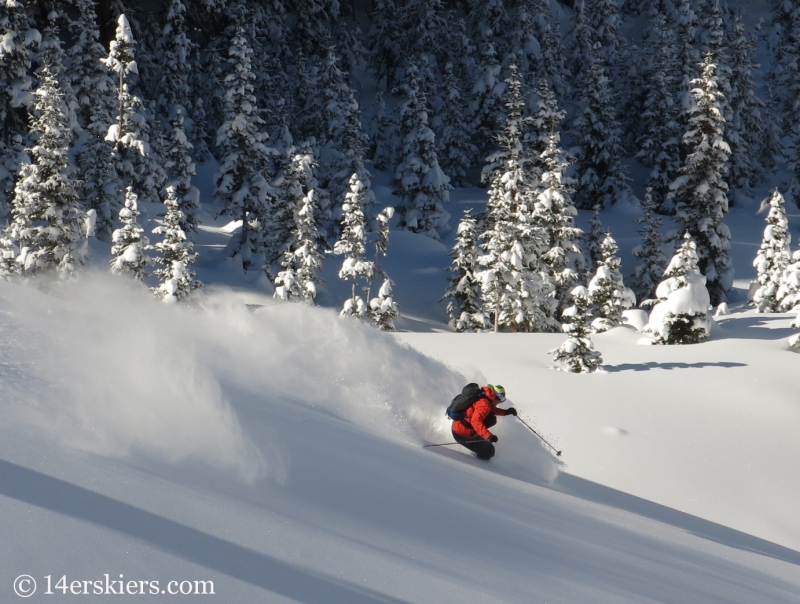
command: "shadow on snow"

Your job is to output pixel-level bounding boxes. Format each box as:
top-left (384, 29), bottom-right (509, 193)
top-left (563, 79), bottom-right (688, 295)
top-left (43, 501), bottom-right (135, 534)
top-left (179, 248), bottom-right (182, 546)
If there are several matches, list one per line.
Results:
top-left (553, 473), bottom-right (800, 568)
top-left (603, 361), bottom-right (747, 372)
top-left (0, 459), bottom-right (406, 604)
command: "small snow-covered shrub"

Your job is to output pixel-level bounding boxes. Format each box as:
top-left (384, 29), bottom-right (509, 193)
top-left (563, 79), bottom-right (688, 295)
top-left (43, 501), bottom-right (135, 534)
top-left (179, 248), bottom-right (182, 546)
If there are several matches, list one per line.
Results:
top-left (643, 235), bottom-right (712, 344)
top-left (551, 286), bottom-right (602, 373)
top-left (752, 189), bottom-right (791, 312)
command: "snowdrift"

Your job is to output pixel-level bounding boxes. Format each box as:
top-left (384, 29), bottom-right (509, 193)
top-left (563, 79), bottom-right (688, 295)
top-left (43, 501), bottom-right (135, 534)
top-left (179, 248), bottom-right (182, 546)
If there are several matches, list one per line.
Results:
top-left (0, 274), bottom-right (559, 485)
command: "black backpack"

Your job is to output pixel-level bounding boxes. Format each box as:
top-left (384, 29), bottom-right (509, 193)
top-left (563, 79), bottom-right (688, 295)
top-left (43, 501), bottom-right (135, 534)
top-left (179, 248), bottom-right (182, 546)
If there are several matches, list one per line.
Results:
top-left (446, 383), bottom-right (483, 421)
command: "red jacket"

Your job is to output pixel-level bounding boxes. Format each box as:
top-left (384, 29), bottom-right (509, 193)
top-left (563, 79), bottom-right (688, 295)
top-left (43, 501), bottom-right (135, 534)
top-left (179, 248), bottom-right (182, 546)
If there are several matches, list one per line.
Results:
top-left (452, 386), bottom-right (510, 440)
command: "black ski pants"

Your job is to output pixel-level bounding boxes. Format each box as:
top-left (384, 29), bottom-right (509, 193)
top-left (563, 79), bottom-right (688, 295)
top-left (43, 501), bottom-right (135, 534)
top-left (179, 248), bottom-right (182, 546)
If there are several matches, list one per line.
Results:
top-left (453, 414), bottom-right (496, 460)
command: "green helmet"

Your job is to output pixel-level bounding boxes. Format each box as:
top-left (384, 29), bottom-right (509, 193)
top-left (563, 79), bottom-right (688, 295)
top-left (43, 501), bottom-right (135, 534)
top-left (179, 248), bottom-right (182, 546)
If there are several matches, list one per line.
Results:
top-left (488, 384), bottom-right (506, 401)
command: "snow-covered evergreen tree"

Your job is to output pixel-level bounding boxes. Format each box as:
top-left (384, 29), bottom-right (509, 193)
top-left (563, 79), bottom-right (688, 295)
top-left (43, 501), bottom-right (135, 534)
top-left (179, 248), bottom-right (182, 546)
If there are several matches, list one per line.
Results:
top-left (363, 203), bottom-right (398, 330)
top-left (0, 228), bottom-right (17, 276)
top-left (274, 147), bottom-right (326, 304)
top-left (621, 0), bottom-right (649, 15)
top-left (1, 22), bottom-right (86, 280)
top-left (668, 53), bottom-right (733, 306)
top-left (446, 15), bottom-right (476, 89)
top-left (68, 0), bottom-right (118, 240)
top-left (637, 13), bottom-right (683, 213)
top-left (104, 15), bottom-right (166, 207)
top-left (587, 0), bottom-right (642, 148)
top-left (0, 0), bottom-right (36, 133)
top-left (191, 95), bottom-right (212, 163)
top-left (478, 177), bottom-right (524, 333)
top-left (700, 0), bottom-right (729, 73)
top-left (333, 17), bottom-right (367, 91)
top-left (528, 77), bottom-right (565, 162)
top-left (587, 234), bottom-right (636, 332)
top-left (478, 170), bottom-right (557, 333)
top-left (467, 0), bottom-right (510, 49)
top-left (68, 0), bottom-right (113, 128)
top-left (534, 131), bottom-right (585, 316)
top-left (477, 63), bottom-right (556, 333)
top-left (437, 61), bottom-right (476, 188)
top-left (752, 189), bottom-right (791, 313)
top-left (646, 132), bottom-right (684, 216)
top-left (629, 189), bottom-right (667, 305)
top-left (110, 186), bottom-right (149, 281)
top-left (392, 63), bottom-right (451, 239)
top-left (164, 106), bottom-right (199, 236)
top-left (482, 60), bottom-right (532, 184)
top-left (369, 277), bottom-right (399, 331)
top-left (469, 40), bottom-right (505, 161)
top-left (286, 52), bottom-right (313, 139)
top-left (509, 4), bottom-right (539, 84)
top-left (0, 134), bottom-right (24, 223)
top-left (152, 185), bottom-right (201, 303)
top-left (128, 10), bottom-right (162, 102)
top-left (214, 26), bottom-right (277, 271)
top-left (585, 206), bottom-right (606, 272)
top-left (550, 286), bottom-right (603, 373)
top-left (759, 84), bottom-right (783, 176)
top-left (39, 13), bottom-right (80, 138)
top-left (366, 205), bottom-right (395, 296)
top-left (265, 142), bottom-right (305, 278)
top-left (367, 0), bottom-right (402, 90)
top-left (676, 0), bottom-right (701, 92)
top-left (334, 172), bottom-right (377, 318)
top-left (368, 90), bottom-right (393, 172)
top-left (776, 251), bottom-right (800, 312)
top-left (0, 0), bottom-right (39, 217)
top-left (768, 3), bottom-right (797, 128)
top-left (246, 4), bottom-right (290, 135)
top-left (311, 45), bottom-right (369, 227)
top-left (566, 0), bottom-right (595, 91)
top-left (158, 0), bottom-right (194, 120)
top-left (698, 3), bottom-right (734, 199)
top-left (196, 35), bottom-right (226, 150)
top-left (618, 41), bottom-right (649, 155)
top-left (443, 208), bottom-right (486, 332)
top-left (526, 0), bottom-right (568, 100)
top-left (572, 51), bottom-right (631, 210)
top-left (643, 234), bottom-right (712, 345)
top-left (397, 0), bottom-right (448, 69)
top-left (788, 138), bottom-right (800, 210)
top-left (291, 0), bottom-right (339, 57)
top-left (77, 128), bottom-right (118, 240)
top-left (636, 12), bottom-right (680, 169)
top-left (586, 0), bottom-right (628, 86)
top-left (727, 13), bottom-right (763, 194)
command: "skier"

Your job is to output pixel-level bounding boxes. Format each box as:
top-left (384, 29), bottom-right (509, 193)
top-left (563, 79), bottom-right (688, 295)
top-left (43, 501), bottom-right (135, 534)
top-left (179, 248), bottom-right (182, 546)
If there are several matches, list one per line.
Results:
top-left (452, 385), bottom-right (517, 460)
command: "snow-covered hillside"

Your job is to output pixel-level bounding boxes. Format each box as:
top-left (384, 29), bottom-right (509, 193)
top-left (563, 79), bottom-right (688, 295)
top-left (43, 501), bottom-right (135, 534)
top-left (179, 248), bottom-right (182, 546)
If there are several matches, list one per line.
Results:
top-left (4, 0), bottom-right (800, 600)
top-left (2, 266), bottom-right (800, 602)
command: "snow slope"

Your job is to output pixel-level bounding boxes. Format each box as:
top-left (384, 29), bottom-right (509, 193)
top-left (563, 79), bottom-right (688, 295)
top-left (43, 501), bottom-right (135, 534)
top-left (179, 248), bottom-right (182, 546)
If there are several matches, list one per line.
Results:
top-left (1, 273), bottom-right (799, 603)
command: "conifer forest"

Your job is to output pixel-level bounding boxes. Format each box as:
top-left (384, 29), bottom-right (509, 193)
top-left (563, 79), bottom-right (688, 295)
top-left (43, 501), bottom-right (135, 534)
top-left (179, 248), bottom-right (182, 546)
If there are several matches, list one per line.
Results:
top-left (1, 0), bottom-right (797, 341)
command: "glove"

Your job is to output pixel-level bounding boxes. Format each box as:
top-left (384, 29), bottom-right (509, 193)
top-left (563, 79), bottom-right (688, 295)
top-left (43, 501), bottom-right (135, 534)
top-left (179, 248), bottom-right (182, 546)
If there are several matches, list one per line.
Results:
top-left (505, 407), bottom-right (517, 416)
top-left (488, 435), bottom-right (499, 444)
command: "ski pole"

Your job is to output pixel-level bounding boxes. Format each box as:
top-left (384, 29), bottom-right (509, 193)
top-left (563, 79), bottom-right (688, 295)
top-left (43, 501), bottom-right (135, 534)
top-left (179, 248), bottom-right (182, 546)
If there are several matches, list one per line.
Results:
top-left (424, 440), bottom-right (487, 448)
top-left (515, 416), bottom-right (562, 457)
